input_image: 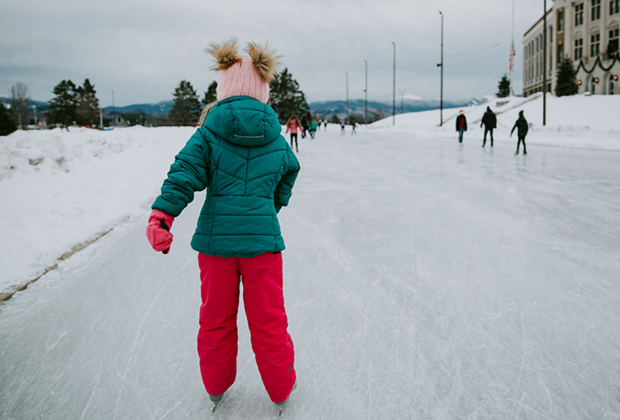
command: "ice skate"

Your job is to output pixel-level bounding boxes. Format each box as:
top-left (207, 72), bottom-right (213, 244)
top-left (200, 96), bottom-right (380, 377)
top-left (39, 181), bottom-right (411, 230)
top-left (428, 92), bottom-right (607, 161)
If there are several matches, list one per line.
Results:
top-left (209, 393), bottom-right (223, 416)
top-left (275, 381), bottom-right (297, 418)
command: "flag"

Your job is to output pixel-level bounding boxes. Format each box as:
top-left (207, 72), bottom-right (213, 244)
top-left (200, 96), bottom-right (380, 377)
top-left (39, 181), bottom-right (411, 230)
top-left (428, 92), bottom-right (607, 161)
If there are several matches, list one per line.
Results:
top-left (509, 41), bottom-right (516, 77)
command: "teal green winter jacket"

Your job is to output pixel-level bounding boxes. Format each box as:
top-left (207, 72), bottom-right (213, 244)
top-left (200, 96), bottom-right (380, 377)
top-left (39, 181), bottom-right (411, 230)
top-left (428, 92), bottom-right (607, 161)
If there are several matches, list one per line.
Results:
top-left (152, 96), bottom-right (300, 257)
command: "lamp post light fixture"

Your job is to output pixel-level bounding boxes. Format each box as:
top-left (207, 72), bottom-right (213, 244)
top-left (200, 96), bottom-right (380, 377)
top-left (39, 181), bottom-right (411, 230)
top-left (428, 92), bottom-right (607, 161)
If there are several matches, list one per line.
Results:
top-left (438, 11), bottom-right (444, 126)
top-left (593, 77), bottom-right (600, 83)
top-left (577, 79), bottom-right (582, 85)
top-left (392, 42), bottom-right (396, 126)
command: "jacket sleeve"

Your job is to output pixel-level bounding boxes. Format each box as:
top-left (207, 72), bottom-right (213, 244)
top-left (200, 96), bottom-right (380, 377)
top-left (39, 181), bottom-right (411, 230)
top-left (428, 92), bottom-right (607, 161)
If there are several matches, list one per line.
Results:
top-left (151, 128), bottom-right (210, 217)
top-left (510, 121), bottom-right (517, 136)
top-left (274, 148), bottom-right (300, 213)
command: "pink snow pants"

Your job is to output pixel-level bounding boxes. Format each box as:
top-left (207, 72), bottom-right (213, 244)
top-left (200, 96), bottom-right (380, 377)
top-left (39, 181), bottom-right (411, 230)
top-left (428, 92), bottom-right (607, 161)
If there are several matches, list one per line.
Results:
top-left (197, 252), bottom-right (296, 403)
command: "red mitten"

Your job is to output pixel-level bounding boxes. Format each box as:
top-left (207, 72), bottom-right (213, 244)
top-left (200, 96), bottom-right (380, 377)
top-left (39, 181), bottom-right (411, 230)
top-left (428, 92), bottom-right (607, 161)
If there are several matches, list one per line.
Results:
top-left (146, 209), bottom-right (175, 254)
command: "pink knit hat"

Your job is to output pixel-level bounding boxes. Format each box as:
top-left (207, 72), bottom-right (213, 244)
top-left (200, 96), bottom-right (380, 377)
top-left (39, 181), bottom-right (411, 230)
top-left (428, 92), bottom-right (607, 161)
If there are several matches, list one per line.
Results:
top-left (216, 58), bottom-right (270, 103)
top-left (207, 39), bottom-right (281, 104)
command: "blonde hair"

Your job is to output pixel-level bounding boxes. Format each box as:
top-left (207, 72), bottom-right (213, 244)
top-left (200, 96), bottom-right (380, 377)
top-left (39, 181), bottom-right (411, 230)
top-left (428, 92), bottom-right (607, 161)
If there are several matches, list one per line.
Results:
top-left (198, 101), bottom-right (218, 126)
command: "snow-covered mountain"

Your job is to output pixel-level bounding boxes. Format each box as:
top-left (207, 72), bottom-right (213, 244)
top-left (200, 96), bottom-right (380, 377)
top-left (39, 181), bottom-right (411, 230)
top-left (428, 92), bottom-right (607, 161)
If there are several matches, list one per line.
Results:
top-left (307, 96), bottom-right (492, 120)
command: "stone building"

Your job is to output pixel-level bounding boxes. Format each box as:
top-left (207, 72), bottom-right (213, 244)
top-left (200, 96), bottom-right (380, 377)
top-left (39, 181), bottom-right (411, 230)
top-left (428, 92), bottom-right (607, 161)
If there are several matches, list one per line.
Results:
top-left (523, 10), bottom-right (555, 97)
top-left (523, 0), bottom-right (619, 96)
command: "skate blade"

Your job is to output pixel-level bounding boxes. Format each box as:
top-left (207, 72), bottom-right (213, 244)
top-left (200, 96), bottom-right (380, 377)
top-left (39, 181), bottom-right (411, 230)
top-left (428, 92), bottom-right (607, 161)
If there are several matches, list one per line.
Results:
top-left (211, 401), bottom-right (219, 416)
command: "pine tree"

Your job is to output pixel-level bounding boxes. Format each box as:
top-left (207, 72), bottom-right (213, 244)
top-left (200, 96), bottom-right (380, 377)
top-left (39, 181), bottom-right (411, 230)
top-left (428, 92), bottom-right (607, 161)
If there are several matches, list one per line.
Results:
top-left (496, 74), bottom-right (511, 98)
top-left (202, 81), bottom-right (218, 105)
top-left (554, 58), bottom-right (579, 97)
top-left (0, 102), bottom-right (18, 136)
top-left (169, 80), bottom-right (201, 125)
top-left (75, 79), bottom-right (100, 126)
top-left (269, 68), bottom-right (311, 124)
top-left (47, 80), bottom-right (78, 126)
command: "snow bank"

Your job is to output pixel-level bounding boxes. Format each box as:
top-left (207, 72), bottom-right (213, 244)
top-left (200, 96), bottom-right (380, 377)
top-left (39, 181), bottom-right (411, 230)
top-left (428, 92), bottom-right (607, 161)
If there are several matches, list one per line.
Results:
top-left (370, 93), bottom-right (620, 151)
top-left (0, 126), bottom-right (194, 295)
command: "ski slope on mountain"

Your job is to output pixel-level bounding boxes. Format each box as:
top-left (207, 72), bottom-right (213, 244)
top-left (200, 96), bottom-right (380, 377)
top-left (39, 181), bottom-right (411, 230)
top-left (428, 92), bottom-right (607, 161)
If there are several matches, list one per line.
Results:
top-left (1, 111), bottom-right (620, 418)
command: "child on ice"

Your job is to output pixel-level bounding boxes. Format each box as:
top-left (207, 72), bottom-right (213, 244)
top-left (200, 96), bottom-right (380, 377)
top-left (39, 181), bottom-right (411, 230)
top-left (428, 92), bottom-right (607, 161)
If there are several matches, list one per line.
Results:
top-left (145, 39), bottom-right (300, 412)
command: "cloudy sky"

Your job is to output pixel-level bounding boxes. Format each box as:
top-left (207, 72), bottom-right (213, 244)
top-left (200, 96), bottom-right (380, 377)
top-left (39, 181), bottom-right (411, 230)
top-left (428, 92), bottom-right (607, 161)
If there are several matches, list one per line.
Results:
top-left (1, 0), bottom-right (548, 107)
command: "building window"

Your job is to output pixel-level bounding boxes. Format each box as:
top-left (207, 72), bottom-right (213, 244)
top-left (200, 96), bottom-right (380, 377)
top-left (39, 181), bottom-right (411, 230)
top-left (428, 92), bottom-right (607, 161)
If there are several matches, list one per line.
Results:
top-left (550, 26), bottom-right (553, 43)
top-left (576, 3), bottom-right (584, 25)
top-left (609, 29), bottom-right (619, 56)
top-left (592, 0), bottom-right (601, 20)
top-left (558, 10), bottom-right (564, 32)
top-left (591, 33), bottom-right (601, 56)
top-left (575, 38), bottom-right (584, 59)
top-left (611, 0), bottom-right (620, 15)
top-left (558, 43), bottom-right (564, 63)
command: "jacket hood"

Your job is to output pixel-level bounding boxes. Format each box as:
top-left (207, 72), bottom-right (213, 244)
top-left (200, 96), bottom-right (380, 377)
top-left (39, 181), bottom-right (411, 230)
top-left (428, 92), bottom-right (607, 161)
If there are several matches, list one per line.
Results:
top-left (204, 96), bottom-right (282, 147)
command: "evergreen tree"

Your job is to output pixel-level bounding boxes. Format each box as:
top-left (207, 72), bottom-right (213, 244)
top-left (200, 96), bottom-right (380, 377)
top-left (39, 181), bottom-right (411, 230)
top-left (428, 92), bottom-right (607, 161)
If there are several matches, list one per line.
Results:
top-left (169, 80), bottom-right (201, 125)
top-left (75, 79), bottom-right (100, 126)
top-left (0, 102), bottom-right (18, 136)
top-left (269, 68), bottom-right (311, 124)
top-left (202, 81), bottom-right (218, 105)
top-left (47, 80), bottom-right (78, 126)
top-left (554, 58), bottom-right (579, 97)
top-left (496, 74), bottom-right (511, 98)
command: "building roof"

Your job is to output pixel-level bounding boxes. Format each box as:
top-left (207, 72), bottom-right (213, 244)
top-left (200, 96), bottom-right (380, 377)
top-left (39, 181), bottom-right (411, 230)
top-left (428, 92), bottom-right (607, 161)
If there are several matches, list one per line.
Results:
top-left (523, 9), bottom-right (554, 38)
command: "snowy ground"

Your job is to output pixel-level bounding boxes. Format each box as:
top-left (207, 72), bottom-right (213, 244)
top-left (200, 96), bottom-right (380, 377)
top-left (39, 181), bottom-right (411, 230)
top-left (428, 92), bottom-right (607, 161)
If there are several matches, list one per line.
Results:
top-left (1, 94), bottom-right (620, 419)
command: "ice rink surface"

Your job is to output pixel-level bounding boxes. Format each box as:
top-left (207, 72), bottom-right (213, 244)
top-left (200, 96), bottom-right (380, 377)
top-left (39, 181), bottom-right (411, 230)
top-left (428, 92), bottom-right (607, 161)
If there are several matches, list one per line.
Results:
top-left (1, 127), bottom-right (619, 419)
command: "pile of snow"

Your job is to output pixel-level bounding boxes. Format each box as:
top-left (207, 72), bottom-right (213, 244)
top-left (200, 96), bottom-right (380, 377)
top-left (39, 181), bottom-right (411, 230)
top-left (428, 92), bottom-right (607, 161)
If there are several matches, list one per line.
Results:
top-left (370, 93), bottom-right (620, 150)
top-left (0, 126), bottom-right (193, 295)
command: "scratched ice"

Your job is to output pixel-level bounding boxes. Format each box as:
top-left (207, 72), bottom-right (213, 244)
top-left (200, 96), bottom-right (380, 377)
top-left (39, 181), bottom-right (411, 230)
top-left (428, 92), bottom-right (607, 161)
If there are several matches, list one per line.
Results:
top-left (1, 124), bottom-right (620, 419)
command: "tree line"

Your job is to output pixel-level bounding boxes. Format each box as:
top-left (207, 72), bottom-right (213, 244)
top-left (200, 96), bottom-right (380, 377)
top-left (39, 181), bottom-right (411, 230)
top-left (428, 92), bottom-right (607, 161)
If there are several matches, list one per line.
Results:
top-left (1, 67), bottom-right (312, 136)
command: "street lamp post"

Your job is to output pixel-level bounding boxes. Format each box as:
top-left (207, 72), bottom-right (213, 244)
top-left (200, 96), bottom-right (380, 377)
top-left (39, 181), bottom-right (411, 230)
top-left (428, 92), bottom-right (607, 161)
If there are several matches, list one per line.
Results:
top-left (345, 72), bottom-right (349, 121)
top-left (543, 0), bottom-right (547, 126)
top-left (438, 11), bottom-right (444, 126)
top-left (399, 88), bottom-right (406, 113)
top-left (364, 59), bottom-right (368, 124)
top-left (32, 105), bottom-right (37, 127)
top-left (392, 42), bottom-right (396, 126)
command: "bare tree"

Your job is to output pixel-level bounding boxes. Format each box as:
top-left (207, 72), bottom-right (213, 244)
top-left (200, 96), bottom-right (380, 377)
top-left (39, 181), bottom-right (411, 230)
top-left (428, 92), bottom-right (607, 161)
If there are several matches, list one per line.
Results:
top-left (11, 83), bottom-right (30, 129)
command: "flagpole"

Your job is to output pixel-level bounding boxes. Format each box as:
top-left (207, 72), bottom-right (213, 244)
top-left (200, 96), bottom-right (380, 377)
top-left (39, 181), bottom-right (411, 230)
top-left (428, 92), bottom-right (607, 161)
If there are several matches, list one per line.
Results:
top-left (510, 0), bottom-right (515, 95)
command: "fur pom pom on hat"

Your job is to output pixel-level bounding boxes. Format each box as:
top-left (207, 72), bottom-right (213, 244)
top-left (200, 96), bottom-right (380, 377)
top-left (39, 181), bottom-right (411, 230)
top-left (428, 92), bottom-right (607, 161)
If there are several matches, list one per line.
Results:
top-left (206, 38), bottom-right (281, 103)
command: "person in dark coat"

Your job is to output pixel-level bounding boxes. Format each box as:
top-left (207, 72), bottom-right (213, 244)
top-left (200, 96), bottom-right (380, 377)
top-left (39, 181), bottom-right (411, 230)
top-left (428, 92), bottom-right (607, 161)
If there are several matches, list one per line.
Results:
top-left (480, 106), bottom-right (497, 147)
top-left (455, 110), bottom-right (467, 143)
top-left (510, 110), bottom-right (529, 155)
top-left (300, 116), bottom-right (309, 138)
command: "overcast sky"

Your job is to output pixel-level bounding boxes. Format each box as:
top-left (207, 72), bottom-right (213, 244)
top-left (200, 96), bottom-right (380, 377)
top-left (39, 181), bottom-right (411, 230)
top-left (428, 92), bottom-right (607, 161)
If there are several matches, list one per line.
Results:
top-left (1, 0), bottom-right (548, 107)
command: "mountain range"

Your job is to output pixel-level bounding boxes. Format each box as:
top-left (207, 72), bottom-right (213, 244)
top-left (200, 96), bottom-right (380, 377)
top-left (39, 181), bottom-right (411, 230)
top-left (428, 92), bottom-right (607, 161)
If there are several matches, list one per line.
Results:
top-left (1, 96), bottom-right (495, 121)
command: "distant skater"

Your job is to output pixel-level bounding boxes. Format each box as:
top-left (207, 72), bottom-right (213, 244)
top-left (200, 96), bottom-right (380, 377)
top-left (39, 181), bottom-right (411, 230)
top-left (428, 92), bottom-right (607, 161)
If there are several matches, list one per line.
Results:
top-left (300, 116), bottom-right (309, 139)
top-left (340, 118), bottom-right (345, 135)
top-left (146, 39), bottom-right (299, 414)
top-left (309, 119), bottom-right (318, 139)
top-left (455, 110), bottom-right (467, 143)
top-left (323, 120), bottom-right (328, 130)
top-left (286, 115), bottom-right (302, 152)
top-left (480, 106), bottom-right (496, 147)
top-left (350, 119), bottom-right (357, 135)
top-left (510, 110), bottom-right (528, 155)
